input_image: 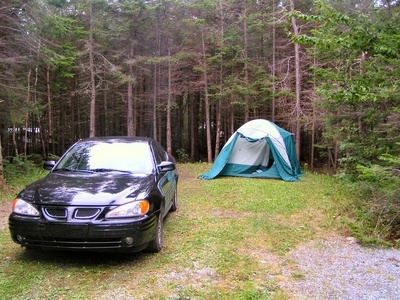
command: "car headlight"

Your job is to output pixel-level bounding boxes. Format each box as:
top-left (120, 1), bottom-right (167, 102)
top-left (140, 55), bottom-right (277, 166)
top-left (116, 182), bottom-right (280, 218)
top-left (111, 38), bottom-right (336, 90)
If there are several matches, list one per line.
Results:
top-left (12, 198), bottom-right (40, 216)
top-left (105, 200), bottom-right (149, 218)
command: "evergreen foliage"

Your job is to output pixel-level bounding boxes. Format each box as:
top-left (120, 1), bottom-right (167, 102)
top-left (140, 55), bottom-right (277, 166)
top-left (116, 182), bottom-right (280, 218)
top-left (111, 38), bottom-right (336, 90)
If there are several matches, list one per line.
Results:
top-left (296, 1), bottom-right (400, 242)
top-left (1, 0), bottom-right (399, 242)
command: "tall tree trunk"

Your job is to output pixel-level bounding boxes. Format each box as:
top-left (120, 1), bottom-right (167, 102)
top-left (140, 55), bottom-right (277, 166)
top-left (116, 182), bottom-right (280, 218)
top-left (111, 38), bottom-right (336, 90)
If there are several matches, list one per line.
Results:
top-left (47, 66), bottom-right (54, 154)
top-left (70, 87), bottom-right (76, 142)
top-left (290, 0), bottom-right (301, 159)
top-left (243, 0), bottom-right (249, 122)
top-left (230, 96), bottom-right (235, 134)
top-left (35, 62), bottom-right (46, 157)
top-left (190, 94), bottom-right (195, 161)
top-left (153, 12), bottom-right (160, 141)
top-left (201, 28), bottom-right (212, 163)
top-left (153, 63), bottom-right (157, 140)
top-left (24, 68), bottom-right (31, 160)
top-left (0, 138), bottom-right (4, 188)
top-left (89, 2), bottom-right (96, 138)
top-left (127, 78), bottom-right (134, 136)
top-left (127, 44), bottom-right (134, 136)
top-left (12, 124), bottom-right (19, 157)
top-left (214, 0), bottom-right (224, 159)
top-left (271, 0), bottom-right (276, 122)
top-left (310, 56), bottom-right (317, 171)
top-left (103, 79), bottom-right (108, 135)
top-left (166, 49), bottom-right (172, 155)
top-left (310, 112), bottom-right (315, 171)
top-left (214, 101), bottom-right (221, 159)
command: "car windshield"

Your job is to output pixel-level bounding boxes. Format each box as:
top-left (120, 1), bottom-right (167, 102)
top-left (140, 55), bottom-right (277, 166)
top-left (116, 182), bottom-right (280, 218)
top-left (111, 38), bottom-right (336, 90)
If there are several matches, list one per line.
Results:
top-left (55, 141), bottom-right (154, 174)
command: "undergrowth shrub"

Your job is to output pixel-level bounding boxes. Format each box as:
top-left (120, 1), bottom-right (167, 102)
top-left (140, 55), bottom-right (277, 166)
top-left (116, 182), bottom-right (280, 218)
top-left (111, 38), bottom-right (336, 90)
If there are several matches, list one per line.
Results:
top-left (3, 155), bottom-right (49, 189)
top-left (347, 154), bottom-right (400, 245)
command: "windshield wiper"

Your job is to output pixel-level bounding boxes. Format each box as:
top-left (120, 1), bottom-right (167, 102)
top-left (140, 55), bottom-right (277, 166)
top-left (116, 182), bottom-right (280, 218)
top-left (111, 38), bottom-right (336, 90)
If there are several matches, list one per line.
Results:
top-left (53, 168), bottom-right (94, 173)
top-left (53, 168), bottom-right (73, 172)
top-left (89, 168), bottom-right (132, 173)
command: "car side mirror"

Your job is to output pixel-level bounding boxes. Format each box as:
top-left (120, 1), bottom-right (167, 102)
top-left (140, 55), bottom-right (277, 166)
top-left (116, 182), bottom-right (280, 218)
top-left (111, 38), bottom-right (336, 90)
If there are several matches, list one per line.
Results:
top-left (158, 161), bottom-right (175, 172)
top-left (43, 160), bottom-right (56, 170)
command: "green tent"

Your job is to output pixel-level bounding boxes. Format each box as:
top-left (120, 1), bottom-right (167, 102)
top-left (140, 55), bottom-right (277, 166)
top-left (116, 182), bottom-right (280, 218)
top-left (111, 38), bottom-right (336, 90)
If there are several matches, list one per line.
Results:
top-left (199, 119), bottom-right (302, 181)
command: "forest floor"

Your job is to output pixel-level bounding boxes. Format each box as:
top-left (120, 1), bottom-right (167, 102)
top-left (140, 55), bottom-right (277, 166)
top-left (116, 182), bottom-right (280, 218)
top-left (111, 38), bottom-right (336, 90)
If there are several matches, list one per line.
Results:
top-left (0, 198), bottom-right (10, 231)
top-left (0, 163), bottom-right (399, 299)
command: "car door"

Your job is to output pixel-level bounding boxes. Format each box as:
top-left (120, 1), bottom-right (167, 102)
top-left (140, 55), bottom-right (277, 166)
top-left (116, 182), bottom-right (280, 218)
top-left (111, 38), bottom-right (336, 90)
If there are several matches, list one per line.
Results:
top-left (152, 141), bottom-right (177, 216)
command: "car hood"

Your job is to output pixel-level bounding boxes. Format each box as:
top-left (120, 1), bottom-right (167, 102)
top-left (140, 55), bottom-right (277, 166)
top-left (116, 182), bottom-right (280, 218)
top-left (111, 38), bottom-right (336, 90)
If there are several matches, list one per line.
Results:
top-left (17, 172), bottom-right (155, 206)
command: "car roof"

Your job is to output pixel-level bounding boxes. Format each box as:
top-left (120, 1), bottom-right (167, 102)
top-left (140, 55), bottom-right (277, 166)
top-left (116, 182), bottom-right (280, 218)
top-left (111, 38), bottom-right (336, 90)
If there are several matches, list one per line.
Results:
top-left (77, 136), bottom-right (155, 144)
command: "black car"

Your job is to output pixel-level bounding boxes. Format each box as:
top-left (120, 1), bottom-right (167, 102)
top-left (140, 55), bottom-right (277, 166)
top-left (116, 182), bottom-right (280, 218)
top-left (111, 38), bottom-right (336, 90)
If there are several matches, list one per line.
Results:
top-left (9, 137), bottom-right (179, 253)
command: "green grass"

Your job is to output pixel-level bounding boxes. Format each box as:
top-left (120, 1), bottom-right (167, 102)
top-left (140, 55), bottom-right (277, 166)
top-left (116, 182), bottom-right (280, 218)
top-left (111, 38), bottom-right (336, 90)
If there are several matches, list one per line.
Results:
top-left (0, 163), bottom-right (356, 299)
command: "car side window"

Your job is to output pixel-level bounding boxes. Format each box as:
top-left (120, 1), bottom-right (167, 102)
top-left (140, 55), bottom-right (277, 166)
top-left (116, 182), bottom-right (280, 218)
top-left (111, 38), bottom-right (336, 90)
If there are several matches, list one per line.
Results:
top-left (57, 143), bottom-right (89, 170)
top-left (152, 141), bottom-right (167, 165)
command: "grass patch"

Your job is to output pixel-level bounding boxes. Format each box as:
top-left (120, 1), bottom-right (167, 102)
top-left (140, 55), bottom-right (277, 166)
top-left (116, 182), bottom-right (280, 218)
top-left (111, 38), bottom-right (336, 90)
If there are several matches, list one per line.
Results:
top-left (0, 163), bottom-right (359, 299)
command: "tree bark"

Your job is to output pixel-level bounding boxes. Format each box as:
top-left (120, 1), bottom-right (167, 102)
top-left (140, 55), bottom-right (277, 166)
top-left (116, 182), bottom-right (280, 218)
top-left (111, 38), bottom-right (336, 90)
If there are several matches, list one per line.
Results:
top-left (0, 138), bottom-right (4, 188)
top-left (127, 81), bottom-right (134, 136)
top-left (271, 0), bottom-right (276, 122)
top-left (201, 28), bottom-right (212, 163)
top-left (12, 124), bottom-right (18, 157)
top-left (166, 49), bottom-right (172, 155)
top-left (34, 61), bottom-right (46, 157)
top-left (214, 0), bottom-right (225, 159)
top-left (243, 0), bottom-right (249, 122)
top-left (47, 66), bottom-right (54, 154)
top-left (89, 2), bottom-right (96, 138)
top-left (190, 94), bottom-right (196, 161)
top-left (290, 0), bottom-right (301, 160)
top-left (24, 68), bottom-right (31, 160)
top-left (127, 44), bottom-right (134, 136)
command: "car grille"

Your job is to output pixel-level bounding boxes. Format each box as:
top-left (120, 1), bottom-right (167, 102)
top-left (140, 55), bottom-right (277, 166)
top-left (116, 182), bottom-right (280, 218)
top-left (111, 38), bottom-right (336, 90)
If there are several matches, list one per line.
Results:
top-left (23, 236), bottom-right (123, 249)
top-left (44, 208), bottom-right (67, 219)
top-left (44, 207), bottom-right (101, 220)
top-left (74, 208), bottom-right (101, 219)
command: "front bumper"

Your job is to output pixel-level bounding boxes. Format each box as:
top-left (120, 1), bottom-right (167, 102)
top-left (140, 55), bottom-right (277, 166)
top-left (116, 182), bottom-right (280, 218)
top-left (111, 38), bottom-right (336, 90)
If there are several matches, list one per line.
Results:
top-left (9, 213), bottom-right (157, 252)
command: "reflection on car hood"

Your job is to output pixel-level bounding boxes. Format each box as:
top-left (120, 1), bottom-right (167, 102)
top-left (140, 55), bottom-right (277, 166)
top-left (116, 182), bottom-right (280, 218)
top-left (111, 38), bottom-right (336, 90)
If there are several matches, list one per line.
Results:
top-left (18, 172), bottom-right (155, 206)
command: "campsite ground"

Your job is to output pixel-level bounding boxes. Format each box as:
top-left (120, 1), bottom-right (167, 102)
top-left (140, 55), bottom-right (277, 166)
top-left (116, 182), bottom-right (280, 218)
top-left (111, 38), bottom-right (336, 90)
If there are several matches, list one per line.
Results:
top-left (0, 163), bottom-right (399, 299)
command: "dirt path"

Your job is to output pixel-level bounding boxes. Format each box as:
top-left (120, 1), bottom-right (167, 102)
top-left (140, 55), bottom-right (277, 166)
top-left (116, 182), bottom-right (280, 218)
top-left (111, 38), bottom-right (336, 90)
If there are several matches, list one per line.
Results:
top-left (1, 166), bottom-right (399, 299)
top-left (0, 199), bottom-right (11, 231)
top-left (278, 235), bottom-right (400, 299)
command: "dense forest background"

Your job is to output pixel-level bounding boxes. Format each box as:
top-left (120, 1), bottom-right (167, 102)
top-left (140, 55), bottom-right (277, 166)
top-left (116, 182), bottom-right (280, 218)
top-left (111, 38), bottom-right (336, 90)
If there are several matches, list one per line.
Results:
top-left (0, 0), bottom-right (399, 164)
top-left (0, 0), bottom-right (399, 241)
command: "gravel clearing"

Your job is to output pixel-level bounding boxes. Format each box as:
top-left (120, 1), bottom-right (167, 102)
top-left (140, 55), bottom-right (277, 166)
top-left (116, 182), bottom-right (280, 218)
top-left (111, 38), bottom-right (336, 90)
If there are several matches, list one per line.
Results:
top-left (1, 198), bottom-right (399, 299)
top-left (279, 235), bottom-right (400, 300)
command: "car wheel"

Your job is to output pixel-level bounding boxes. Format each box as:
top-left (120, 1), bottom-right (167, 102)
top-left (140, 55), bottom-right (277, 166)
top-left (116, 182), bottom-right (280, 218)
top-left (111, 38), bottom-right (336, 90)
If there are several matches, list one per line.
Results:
top-left (169, 188), bottom-right (178, 212)
top-left (145, 213), bottom-right (163, 253)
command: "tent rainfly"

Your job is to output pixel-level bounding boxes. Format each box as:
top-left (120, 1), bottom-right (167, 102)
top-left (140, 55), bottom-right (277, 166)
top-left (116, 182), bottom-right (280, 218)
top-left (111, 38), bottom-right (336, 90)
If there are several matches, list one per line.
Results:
top-left (199, 119), bottom-right (302, 182)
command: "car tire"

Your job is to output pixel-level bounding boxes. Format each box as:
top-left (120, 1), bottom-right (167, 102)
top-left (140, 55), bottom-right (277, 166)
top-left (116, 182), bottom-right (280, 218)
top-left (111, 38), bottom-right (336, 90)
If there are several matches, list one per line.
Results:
top-left (145, 213), bottom-right (163, 253)
top-left (169, 188), bottom-right (178, 212)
